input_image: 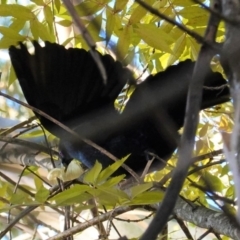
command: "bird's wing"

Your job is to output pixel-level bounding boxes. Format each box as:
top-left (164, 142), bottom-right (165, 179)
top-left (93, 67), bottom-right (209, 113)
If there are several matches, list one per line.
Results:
top-left (9, 42), bottom-right (132, 136)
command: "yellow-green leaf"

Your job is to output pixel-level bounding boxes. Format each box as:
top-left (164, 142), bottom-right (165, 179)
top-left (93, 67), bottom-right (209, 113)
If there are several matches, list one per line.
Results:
top-left (30, 19), bottom-right (55, 42)
top-left (130, 191), bottom-right (163, 205)
top-left (0, 4), bottom-right (33, 20)
top-left (50, 185), bottom-right (92, 205)
top-left (130, 182), bottom-right (153, 199)
top-left (129, 5), bottom-right (147, 24)
top-left (116, 25), bottom-right (132, 60)
top-left (167, 33), bottom-right (186, 66)
top-left (97, 155), bottom-right (129, 182)
top-left (106, 8), bottom-right (115, 43)
top-left (31, 0), bottom-right (44, 6)
top-left (35, 186), bottom-right (49, 203)
top-left (57, 19), bottom-right (72, 27)
top-left (114, 0), bottom-right (128, 12)
top-left (44, 5), bottom-right (54, 30)
top-left (8, 64), bottom-right (17, 86)
top-left (84, 161), bottom-right (102, 184)
top-left (199, 123), bottom-right (209, 137)
top-left (179, 6), bottom-right (207, 20)
top-left (76, 1), bottom-right (102, 16)
top-left (203, 171), bottom-right (225, 192)
top-left (0, 26), bottom-right (25, 40)
top-left (135, 24), bottom-right (173, 53)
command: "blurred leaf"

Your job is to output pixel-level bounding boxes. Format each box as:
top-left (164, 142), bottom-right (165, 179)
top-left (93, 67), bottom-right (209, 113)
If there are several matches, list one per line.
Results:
top-left (100, 175), bottom-right (126, 187)
top-left (64, 160), bottom-right (84, 181)
top-left (50, 185), bottom-right (92, 205)
top-left (116, 25), bottom-right (132, 60)
top-left (106, 7), bottom-right (115, 44)
top-left (203, 171), bottom-right (225, 192)
top-left (30, 19), bottom-right (55, 42)
top-left (172, 0), bottom-right (195, 6)
top-left (135, 24), bottom-right (173, 53)
top-left (30, 0), bottom-right (44, 6)
top-left (9, 18), bottom-right (26, 32)
top-left (34, 175), bottom-right (43, 191)
top-left (221, 164), bottom-right (230, 177)
top-left (76, 1), bottom-right (102, 16)
top-left (8, 64), bottom-right (16, 86)
top-left (130, 182), bottom-right (153, 199)
top-left (0, 4), bottom-right (33, 20)
top-left (55, 0), bottom-right (61, 12)
top-left (0, 26), bottom-right (25, 40)
top-left (114, 0), bottom-right (128, 12)
top-left (199, 123), bottom-right (209, 137)
top-left (22, 166), bottom-right (39, 176)
top-left (130, 191), bottom-right (164, 205)
top-left (226, 185), bottom-right (234, 198)
top-left (84, 161), bottom-right (102, 184)
top-left (10, 192), bottom-right (28, 205)
top-left (57, 19), bottom-right (72, 27)
top-left (86, 14), bottom-right (102, 42)
top-left (179, 6), bottom-right (208, 19)
top-left (97, 185), bottom-right (129, 205)
top-left (97, 155), bottom-right (129, 182)
top-left (167, 33), bottom-right (186, 65)
top-left (129, 5), bottom-right (147, 24)
top-left (35, 186), bottom-right (49, 203)
top-left (44, 5), bottom-right (54, 33)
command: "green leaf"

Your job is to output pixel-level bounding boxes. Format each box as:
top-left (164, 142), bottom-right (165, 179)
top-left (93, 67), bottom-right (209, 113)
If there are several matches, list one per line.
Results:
top-left (57, 19), bottom-right (72, 27)
top-left (179, 6), bottom-right (207, 20)
top-left (172, 0), bottom-right (195, 7)
top-left (76, 1), bottom-right (102, 16)
top-left (8, 64), bottom-right (16, 86)
top-left (9, 18), bottom-right (26, 32)
top-left (114, 0), bottom-right (128, 12)
top-left (62, 37), bottom-right (74, 46)
top-left (167, 33), bottom-right (186, 66)
top-left (106, 8), bottom-right (115, 44)
top-left (130, 182), bottom-right (153, 199)
top-left (187, 37), bottom-right (200, 60)
top-left (199, 123), bottom-right (209, 137)
top-left (226, 185), bottom-right (234, 198)
top-left (86, 14), bottom-right (102, 42)
top-left (10, 192), bottom-right (28, 205)
top-left (97, 185), bottom-right (129, 205)
top-left (100, 175), bottom-right (125, 187)
top-left (0, 26), bottom-right (25, 40)
top-left (55, 0), bottom-right (61, 12)
top-left (203, 171), bottom-right (225, 192)
top-left (34, 175), bottom-right (43, 191)
top-left (84, 161), bottom-right (102, 184)
top-left (44, 5), bottom-right (54, 31)
top-left (35, 186), bottom-right (49, 203)
top-left (129, 5), bottom-right (147, 24)
top-left (0, 4), bottom-right (33, 20)
top-left (30, 19), bottom-right (55, 42)
top-left (30, 0), bottom-right (44, 6)
top-left (116, 25), bottom-right (132, 60)
top-left (50, 185), bottom-right (92, 205)
top-left (97, 155), bottom-right (129, 182)
top-left (130, 191), bottom-right (164, 205)
top-left (221, 164), bottom-right (230, 177)
top-left (22, 166), bottom-right (39, 176)
top-left (135, 24), bottom-right (173, 53)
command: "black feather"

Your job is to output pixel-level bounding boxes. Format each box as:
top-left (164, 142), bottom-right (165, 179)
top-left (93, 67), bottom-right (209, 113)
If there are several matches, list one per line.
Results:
top-left (9, 42), bottom-right (230, 176)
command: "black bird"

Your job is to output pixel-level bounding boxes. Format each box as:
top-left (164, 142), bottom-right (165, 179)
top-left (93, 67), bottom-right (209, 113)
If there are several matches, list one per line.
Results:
top-left (9, 42), bottom-right (230, 177)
